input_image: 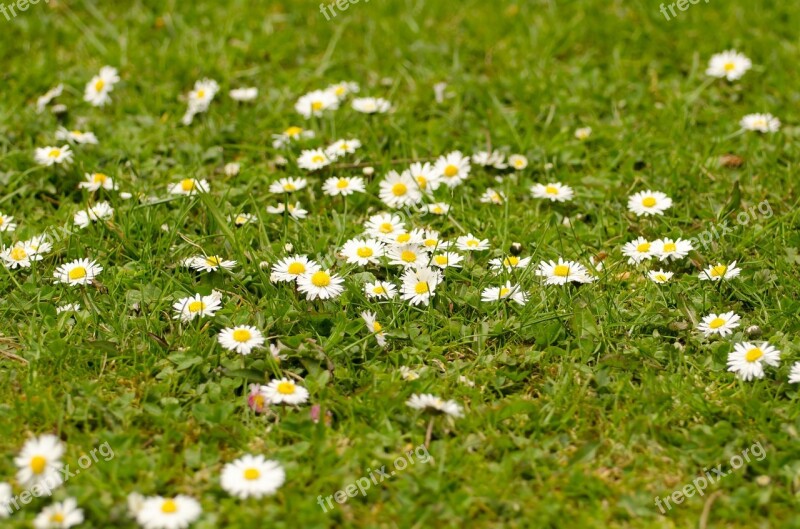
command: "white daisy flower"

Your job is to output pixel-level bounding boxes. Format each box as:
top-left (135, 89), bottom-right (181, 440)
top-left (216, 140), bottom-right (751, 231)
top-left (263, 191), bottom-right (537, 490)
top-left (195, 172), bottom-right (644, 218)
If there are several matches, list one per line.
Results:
top-left (433, 151), bottom-right (471, 188)
top-left (79, 172), bottom-right (116, 191)
top-left (621, 237), bottom-right (654, 264)
top-left (297, 149), bottom-right (332, 171)
top-left (297, 269), bottom-right (345, 300)
top-left (652, 238), bottom-right (693, 261)
top-left (0, 482), bottom-right (12, 518)
top-left (727, 342), bottom-right (781, 381)
top-left (229, 87), bottom-right (258, 102)
top-left (379, 170), bottom-right (423, 208)
top-left (421, 230), bottom-right (443, 253)
top-left (455, 234), bottom-right (489, 252)
top-left (788, 363), bottom-right (800, 384)
top-left (481, 281), bottom-right (528, 305)
top-left (35, 145), bottom-right (72, 166)
top-left (341, 238), bottom-right (385, 266)
top-left (265, 202), bottom-right (308, 219)
top-left (56, 303), bottom-right (81, 314)
top-left (262, 378), bottom-right (309, 405)
top-left (182, 78), bottom-right (219, 125)
top-left (36, 84), bottom-right (63, 113)
top-left (186, 255), bottom-right (237, 273)
top-left (351, 97), bottom-right (391, 114)
top-left (399, 366), bottom-right (420, 381)
top-left (326, 81), bottom-right (359, 99)
top-left (648, 269), bottom-right (674, 284)
top-left (508, 154), bottom-right (528, 170)
top-left (480, 188), bottom-right (505, 205)
top-left (221, 455), bottom-right (285, 499)
top-left (230, 213), bottom-right (256, 227)
top-left (55, 127), bottom-right (99, 145)
top-left (15, 434), bottom-right (65, 492)
top-left (0, 212), bottom-right (17, 232)
top-left (361, 310), bottom-right (386, 347)
top-left (364, 213), bottom-right (405, 238)
top-left (322, 176), bottom-right (366, 196)
top-left (472, 151), bottom-right (506, 169)
top-left (24, 235), bottom-right (52, 256)
top-left (74, 202), bottom-right (114, 229)
top-left (271, 126), bottom-right (315, 148)
top-left (387, 244), bottom-right (427, 268)
top-left (84, 66), bottom-right (120, 107)
top-left (135, 495), bottom-right (201, 529)
top-left (168, 178), bottom-right (209, 196)
top-left (698, 311), bottom-right (741, 337)
top-left (706, 50), bottom-right (752, 81)
top-left (430, 252), bottom-right (463, 269)
top-left (269, 177), bottom-right (307, 194)
top-left (575, 127), bottom-right (592, 140)
top-left (740, 113), bottom-right (780, 133)
top-left (699, 261), bottom-right (741, 281)
top-left (489, 255), bottom-right (532, 272)
top-left (172, 292), bottom-right (223, 322)
top-left (400, 267), bottom-right (441, 306)
top-left (33, 497), bottom-right (84, 529)
top-left (223, 162), bottom-right (241, 177)
top-left (406, 393), bottom-right (463, 418)
top-left (271, 255), bottom-right (320, 283)
top-left (217, 326), bottom-right (265, 355)
top-left (536, 258), bottom-right (595, 285)
top-left (54, 258), bottom-right (103, 286)
top-left (364, 280), bottom-right (397, 299)
top-left (295, 89), bottom-right (339, 118)
top-left (531, 182), bottom-right (574, 202)
top-left (325, 138), bottom-right (362, 159)
top-left (627, 190), bottom-right (672, 216)
top-left (2, 244), bottom-right (34, 269)
top-left (382, 228), bottom-right (425, 247)
top-left (406, 162), bottom-right (440, 194)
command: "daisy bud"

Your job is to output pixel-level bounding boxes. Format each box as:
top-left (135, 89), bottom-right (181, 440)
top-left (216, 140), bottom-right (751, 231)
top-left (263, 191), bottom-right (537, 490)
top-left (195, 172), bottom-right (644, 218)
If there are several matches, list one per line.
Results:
top-left (746, 325), bottom-right (762, 337)
top-left (363, 166), bottom-right (374, 176)
top-left (224, 162), bottom-right (241, 176)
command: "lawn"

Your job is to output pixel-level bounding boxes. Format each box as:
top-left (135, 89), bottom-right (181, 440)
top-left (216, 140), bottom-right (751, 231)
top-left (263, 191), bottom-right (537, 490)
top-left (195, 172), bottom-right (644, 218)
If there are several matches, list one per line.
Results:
top-left (0, 0), bottom-right (799, 527)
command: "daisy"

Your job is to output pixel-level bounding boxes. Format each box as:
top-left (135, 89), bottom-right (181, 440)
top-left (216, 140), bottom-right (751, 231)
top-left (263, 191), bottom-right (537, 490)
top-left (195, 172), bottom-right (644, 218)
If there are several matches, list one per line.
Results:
top-left (182, 78), bottom-right (219, 125)
top-left (269, 177), bottom-right (307, 194)
top-left (2, 244), bottom-right (34, 269)
top-left (295, 89), bottom-right (339, 118)
top-left (79, 172), bottom-right (116, 191)
top-left (489, 255), bottom-right (532, 272)
top-left (0, 212), bottom-right (17, 232)
top-left (706, 50), bottom-right (752, 81)
top-left (56, 303), bottom-right (81, 314)
top-left (700, 261), bottom-right (741, 281)
top-left (472, 151), bottom-right (506, 169)
top-left (24, 235), bottom-right (52, 257)
top-left (433, 151), bottom-right (471, 188)
top-left (327, 81), bottom-right (359, 99)
top-left (341, 238), bottom-right (385, 266)
top-left (727, 342), bottom-right (781, 381)
top-left (297, 269), bottom-right (345, 300)
top-left (55, 127), bottom-right (99, 145)
top-left (536, 258), bottom-right (594, 285)
top-left (224, 162), bottom-right (241, 176)
top-left (15, 434), bottom-right (64, 492)
top-left (364, 213), bottom-right (405, 239)
top-left (36, 84), bottom-right (63, 113)
top-left (230, 213), bottom-right (256, 227)
top-left (271, 255), bottom-right (320, 283)
top-left (740, 113), bottom-right (781, 133)
top-left (172, 292), bottom-right (223, 322)
top-left (379, 170), bottom-right (423, 208)
top-left (74, 202), bottom-right (114, 228)
top-left (35, 145), bottom-right (72, 166)
top-left (788, 363), bottom-right (800, 384)
top-left (627, 190), bottom-right (672, 216)
top-left (168, 178), bottom-right (209, 196)
top-left (531, 182), bottom-right (574, 202)
top-left (33, 498), bottom-right (84, 529)
top-left (361, 310), bottom-right (387, 347)
top-left (480, 188), bottom-right (505, 205)
top-left (648, 269), bottom-right (674, 284)
top-left (406, 394), bottom-right (463, 418)
top-left (229, 87), bottom-right (258, 102)
top-left (698, 311), bottom-right (741, 337)
top-left (382, 228), bottom-right (425, 247)
top-left (652, 238), bottom-right (693, 261)
top-left (456, 234), bottom-right (489, 252)
top-left (364, 280), bottom-right (397, 299)
top-left (575, 127), bottom-right (592, 140)
top-left (54, 258), bottom-right (102, 286)
top-left (262, 378), bottom-right (309, 405)
top-left (387, 244), bottom-right (427, 268)
top-left (84, 66), bottom-right (120, 107)
top-left (621, 237), bottom-right (654, 264)
top-left (325, 138), bottom-right (362, 159)
top-left (217, 326), bottom-right (265, 355)
top-left (136, 495), bottom-right (201, 529)
top-left (481, 281), bottom-right (528, 305)
top-left (508, 154), bottom-right (528, 170)
top-left (297, 149), bottom-right (331, 171)
top-left (265, 202), bottom-right (308, 219)
top-left (430, 252), bottom-right (464, 269)
top-left (271, 126), bottom-right (315, 148)
top-left (400, 267), bottom-right (441, 306)
top-left (407, 162), bottom-right (440, 193)
top-left (221, 455), bottom-right (285, 499)
top-left (0, 482), bottom-right (11, 518)
top-left (351, 97), bottom-right (391, 114)
top-left (425, 202), bottom-right (451, 216)
top-left (399, 366), bottom-right (420, 381)
top-left (187, 255), bottom-right (237, 273)
top-left (322, 176), bottom-right (366, 196)
top-left (421, 230), bottom-right (443, 252)
top-left (247, 384), bottom-right (269, 413)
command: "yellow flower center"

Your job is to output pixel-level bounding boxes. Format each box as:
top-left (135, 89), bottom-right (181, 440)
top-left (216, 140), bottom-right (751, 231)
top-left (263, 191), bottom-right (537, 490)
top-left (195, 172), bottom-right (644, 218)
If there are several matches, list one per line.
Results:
top-left (492, 193), bottom-right (501, 202)
top-left (336, 179), bottom-right (349, 189)
top-left (745, 348), bottom-right (763, 362)
top-left (708, 317), bottom-right (726, 329)
top-left (311, 101), bottom-right (323, 111)
top-left (196, 89), bottom-right (205, 99)
top-left (636, 242), bottom-right (651, 253)
top-left (373, 286), bottom-right (385, 294)
top-left (373, 321), bottom-right (383, 333)
top-left (94, 79), bottom-right (105, 91)
top-left (553, 265), bottom-right (570, 277)
top-left (312, 155), bottom-right (325, 163)
top-left (10, 247), bottom-right (27, 261)
top-left (68, 266), bottom-right (87, 280)
top-left (545, 186), bottom-right (558, 195)
top-left (432, 206), bottom-right (443, 214)
top-left (30, 456), bottom-right (47, 474)
top-left (654, 274), bottom-right (667, 282)
top-left (663, 243), bottom-right (677, 252)
top-left (379, 222), bottom-right (394, 234)
top-left (287, 262), bottom-right (305, 275)
top-left (188, 301), bottom-right (205, 313)
top-left (466, 239), bottom-right (478, 247)
top-left (232, 329), bottom-right (252, 342)
top-left (357, 247), bottom-right (373, 258)
top-left (93, 173), bottom-right (108, 183)
top-left (48, 148), bottom-right (61, 158)
top-left (161, 499), bottom-right (177, 514)
top-left (503, 256), bottom-right (520, 267)
top-left (514, 159), bottom-right (525, 168)
top-left (339, 143), bottom-right (349, 150)
top-left (244, 468), bottom-right (261, 480)
top-left (424, 239), bottom-right (437, 248)
top-left (499, 287), bottom-right (510, 297)
top-left (285, 126), bottom-right (303, 136)
top-left (335, 86), bottom-right (346, 96)
top-left (416, 176), bottom-right (427, 189)
top-left (443, 165), bottom-right (458, 177)
top-left (642, 197), bottom-right (657, 207)
top-left (392, 183), bottom-right (407, 196)
top-left (311, 271), bottom-right (331, 287)
top-left (401, 250), bottom-right (417, 262)
top-left (51, 513), bottom-right (65, 523)
top-left (414, 282), bottom-right (429, 294)
top-left (71, 130), bottom-right (82, 135)
top-left (434, 255), bottom-right (448, 265)
top-left (396, 233), bottom-right (411, 243)
top-left (235, 216), bottom-right (247, 225)
top-left (205, 256), bottom-right (221, 266)
top-left (283, 183), bottom-right (296, 191)
top-left (180, 179), bottom-right (195, 192)
top-left (724, 62), bottom-right (736, 71)
top-left (277, 381), bottom-right (296, 394)
top-left (711, 265), bottom-right (727, 277)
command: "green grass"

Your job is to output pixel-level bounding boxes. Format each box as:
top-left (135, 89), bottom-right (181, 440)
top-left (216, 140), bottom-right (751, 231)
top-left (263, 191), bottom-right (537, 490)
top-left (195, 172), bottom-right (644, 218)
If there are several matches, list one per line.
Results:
top-left (1, 0), bottom-right (799, 527)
